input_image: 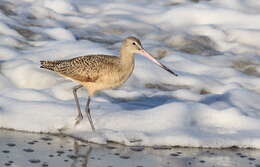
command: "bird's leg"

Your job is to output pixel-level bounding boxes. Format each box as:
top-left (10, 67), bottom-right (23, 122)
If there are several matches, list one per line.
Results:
top-left (85, 96), bottom-right (95, 131)
top-left (73, 85), bottom-right (83, 126)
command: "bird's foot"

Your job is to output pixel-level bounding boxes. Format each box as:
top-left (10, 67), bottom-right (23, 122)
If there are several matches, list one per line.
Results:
top-left (74, 113), bottom-right (83, 126)
top-left (90, 123), bottom-right (96, 132)
top-left (85, 108), bottom-right (95, 131)
top-left (85, 108), bottom-right (91, 116)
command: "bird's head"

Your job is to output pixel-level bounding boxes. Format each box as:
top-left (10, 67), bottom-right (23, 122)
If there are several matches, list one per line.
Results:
top-left (122, 36), bottom-right (178, 76)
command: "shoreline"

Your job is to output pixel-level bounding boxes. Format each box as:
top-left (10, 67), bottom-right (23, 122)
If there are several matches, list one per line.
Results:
top-left (1, 128), bottom-right (259, 150)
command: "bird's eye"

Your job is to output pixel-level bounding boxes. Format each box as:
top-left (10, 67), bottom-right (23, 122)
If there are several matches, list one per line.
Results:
top-left (132, 42), bottom-right (136, 45)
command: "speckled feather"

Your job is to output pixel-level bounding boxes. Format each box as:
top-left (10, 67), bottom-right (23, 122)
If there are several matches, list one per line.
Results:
top-left (40, 55), bottom-right (120, 82)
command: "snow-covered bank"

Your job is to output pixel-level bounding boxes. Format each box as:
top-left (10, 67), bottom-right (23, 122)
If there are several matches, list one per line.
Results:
top-left (0, 0), bottom-right (260, 148)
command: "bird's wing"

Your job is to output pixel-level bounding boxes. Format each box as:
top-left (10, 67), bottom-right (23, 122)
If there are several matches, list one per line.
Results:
top-left (53, 55), bottom-right (119, 82)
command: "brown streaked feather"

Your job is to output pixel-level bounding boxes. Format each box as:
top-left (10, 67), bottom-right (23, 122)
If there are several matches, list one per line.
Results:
top-left (40, 60), bottom-right (63, 71)
top-left (41, 55), bottom-right (120, 83)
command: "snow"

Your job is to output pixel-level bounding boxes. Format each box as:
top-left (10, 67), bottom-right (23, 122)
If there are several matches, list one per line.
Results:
top-left (0, 0), bottom-right (260, 148)
top-left (43, 27), bottom-right (76, 41)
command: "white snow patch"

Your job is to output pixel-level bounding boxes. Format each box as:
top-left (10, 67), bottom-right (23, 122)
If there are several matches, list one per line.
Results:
top-left (43, 28), bottom-right (76, 41)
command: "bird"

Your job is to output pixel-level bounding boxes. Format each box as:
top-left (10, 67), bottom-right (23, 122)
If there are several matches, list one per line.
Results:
top-left (40, 36), bottom-right (178, 131)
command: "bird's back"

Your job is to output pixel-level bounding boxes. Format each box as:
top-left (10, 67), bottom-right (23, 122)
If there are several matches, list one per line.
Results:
top-left (40, 55), bottom-right (120, 83)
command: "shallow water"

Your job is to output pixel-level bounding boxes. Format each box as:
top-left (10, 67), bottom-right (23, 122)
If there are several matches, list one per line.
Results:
top-left (1, 130), bottom-right (260, 167)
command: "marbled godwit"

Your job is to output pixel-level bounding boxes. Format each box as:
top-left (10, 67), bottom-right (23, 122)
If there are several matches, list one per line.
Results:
top-left (40, 36), bottom-right (178, 131)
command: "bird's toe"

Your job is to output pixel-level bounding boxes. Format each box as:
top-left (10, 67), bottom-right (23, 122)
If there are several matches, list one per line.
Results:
top-left (74, 114), bottom-right (83, 126)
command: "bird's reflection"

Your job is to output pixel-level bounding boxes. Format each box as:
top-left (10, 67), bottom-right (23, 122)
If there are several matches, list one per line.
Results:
top-left (71, 140), bottom-right (92, 167)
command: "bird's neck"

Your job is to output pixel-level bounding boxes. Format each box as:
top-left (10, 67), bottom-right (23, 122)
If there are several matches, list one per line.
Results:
top-left (119, 47), bottom-right (135, 69)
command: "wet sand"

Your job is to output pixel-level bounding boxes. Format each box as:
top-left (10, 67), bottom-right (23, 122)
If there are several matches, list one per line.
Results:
top-left (1, 129), bottom-right (260, 167)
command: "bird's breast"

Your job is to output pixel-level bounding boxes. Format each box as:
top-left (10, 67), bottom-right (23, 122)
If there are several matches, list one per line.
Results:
top-left (85, 63), bottom-right (134, 92)
top-left (101, 63), bottom-right (134, 88)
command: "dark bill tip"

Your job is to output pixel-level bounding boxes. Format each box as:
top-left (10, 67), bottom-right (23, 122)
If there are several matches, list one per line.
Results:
top-left (161, 64), bottom-right (178, 76)
top-left (141, 49), bottom-right (178, 77)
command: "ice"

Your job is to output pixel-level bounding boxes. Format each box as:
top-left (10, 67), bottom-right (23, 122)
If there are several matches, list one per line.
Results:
top-left (43, 27), bottom-right (76, 41)
top-left (0, 0), bottom-right (260, 148)
top-left (0, 22), bottom-right (22, 39)
top-left (38, 0), bottom-right (78, 14)
top-left (1, 59), bottom-right (59, 89)
top-left (0, 46), bottom-right (19, 60)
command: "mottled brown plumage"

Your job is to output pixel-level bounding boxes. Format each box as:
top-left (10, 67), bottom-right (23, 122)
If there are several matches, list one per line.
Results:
top-left (41, 55), bottom-right (119, 83)
top-left (40, 36), bottom-right (177, 131)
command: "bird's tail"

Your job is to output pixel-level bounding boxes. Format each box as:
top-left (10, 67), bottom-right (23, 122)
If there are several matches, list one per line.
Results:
top-left (40, 60), bottom-right (60, 71)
